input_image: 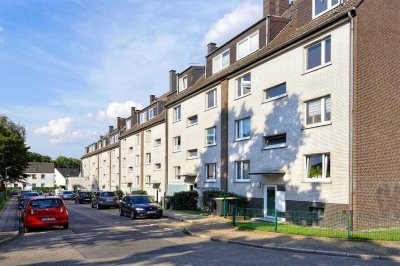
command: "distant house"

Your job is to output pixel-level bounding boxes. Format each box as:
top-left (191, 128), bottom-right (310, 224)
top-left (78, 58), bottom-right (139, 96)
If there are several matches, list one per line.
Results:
top-left (54, 168), bottom-right (80, 188)
top-left (20, 162), bottom-right (55, 190)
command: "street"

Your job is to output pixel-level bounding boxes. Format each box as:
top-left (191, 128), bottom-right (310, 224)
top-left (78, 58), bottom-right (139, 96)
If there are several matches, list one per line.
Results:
top-left (0, 201), bottom-right (395, 265)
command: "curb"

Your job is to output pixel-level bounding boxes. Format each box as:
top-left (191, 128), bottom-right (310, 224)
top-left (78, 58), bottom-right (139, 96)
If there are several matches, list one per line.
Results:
top-left (0, 231), bottom-right (19, 246)
top-left (162, 213), bottom-right (194, 224)
top-left (184, 228), bottom-right (400, 262)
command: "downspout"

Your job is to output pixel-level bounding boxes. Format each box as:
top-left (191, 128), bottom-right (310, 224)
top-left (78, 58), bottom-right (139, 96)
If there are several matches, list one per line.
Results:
top-left (348, 7), bottom-right (356, 229)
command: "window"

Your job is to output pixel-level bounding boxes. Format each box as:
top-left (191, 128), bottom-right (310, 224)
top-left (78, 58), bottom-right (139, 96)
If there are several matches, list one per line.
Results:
top-left (134, 155), bottom-right (140, 167)
top-left (235, 161), bottom-right (250, 181)
top-left (135, 176), bottom-right (140, 186)
top-left (264, 133), bottom-right (287, 149)
top-left (187, 115), bottom-right (198, 126)
top-left (32, 183), bottom-right (36, 188)
top-left (173, 136), bottom-right (181, 152)
top-left (122, 158), bottom-right (126, 167)
top-left (306, 95), bottom-right (331, 125)
top-left (306, 37), bottom-right (331, 71)
top-left (140, 112), bottom-right (147, 124)
top-left (128, 147), bottom-right (133, 154)
top-left (305, 154), bottom-right (330, 180)
top-left (174, 166), bottom-right (181, 181)
top-left (155, 163), bottom-right (161, 171)
top-left (145, 175), bottom-right (151, 187)
top-left (187, 149), bottom-right (198, 159)
top-left (237, 73), bottom-right (251, 98)
top-left (126, 119), bottom-right (131, 130)
top-left (128, 167), bottom-right (133, 173)
top-left (206, 127), bottom-right (216, 146)
top-left (212, 49), bottom-right (230, 73)
top-left (145, 153), bottom-right (151, 164)
top-left (313, 0), bottom-right (340, 19)
top-left (179, 75), bottom-right (188, 92)
top-left (173, 105), bottom-right (181, 122)
top-left (41, 174), bottom-right (45, 179)
top-left (32, 174), bottom-right (37, 179)
top-left (41, 183), bottom-right (45, 187)
top-left (145, 130), bottom-right (151, 142)
top-left (206, 89), bottom-right (217, 109)
top-left (149, 107), bottom-right (156, 119)
top-left (154, 138), bottom-right (161, 146)
top-left (264, 83), bottom-right (287, 101)
top-left (205, 163), bottom-right (216, 181)
top-left (135, 134), bottom-right (140, 145)
top-left (237, 31), bottom-right (259, 60)
top-left (235, 117), bottom-right (251, 140)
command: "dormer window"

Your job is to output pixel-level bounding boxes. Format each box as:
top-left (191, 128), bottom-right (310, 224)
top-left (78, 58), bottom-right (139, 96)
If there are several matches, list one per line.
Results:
top-left (149, 107), bottom-right (156, 119)
top-left (313, 0), bottom-right (340, 19)
top-left (212, 49), bottom-right (230, 74)
top-left (179, 75), bottom-right (188, 92)
top-left (139, 112), bottom-right (147, 124)
top-left (237, 31), bottom-right (259, 60)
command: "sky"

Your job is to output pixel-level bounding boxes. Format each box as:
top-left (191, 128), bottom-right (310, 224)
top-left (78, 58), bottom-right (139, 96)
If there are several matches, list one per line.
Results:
top-left (0, 0), bottom-right (263, 159)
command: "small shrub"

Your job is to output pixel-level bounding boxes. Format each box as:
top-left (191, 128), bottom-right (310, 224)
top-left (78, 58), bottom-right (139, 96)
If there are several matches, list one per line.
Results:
top-left (172, 191), bottom-right (198, 210)
top-left (131, 190), bottom-right (147, 195)
top-left (202, 189), bottom-right (221, 209)
top-left (202, 190), bottom-right (248, 208)
top-left (115, 189), bottom-right (124, 199)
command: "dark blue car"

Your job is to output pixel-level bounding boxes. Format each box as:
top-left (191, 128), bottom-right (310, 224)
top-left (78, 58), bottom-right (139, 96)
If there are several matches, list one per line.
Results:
top-left (119, 195), bottom-right (162, 219)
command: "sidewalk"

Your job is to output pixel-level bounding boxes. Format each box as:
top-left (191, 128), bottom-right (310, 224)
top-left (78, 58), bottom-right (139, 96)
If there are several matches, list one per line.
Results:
top-left (163, 210), bottom-right (400, 262)
top-left (0, 197), bottom-right (20, 246)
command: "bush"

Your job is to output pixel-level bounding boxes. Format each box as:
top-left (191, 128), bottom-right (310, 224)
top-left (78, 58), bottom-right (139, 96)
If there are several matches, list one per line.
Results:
top-left (115, 189), bottom-right (124, 199)
top-left (131, 190), bottom-right (147, 195)
top-left (172, 191), bottom-right (198, 210)
top-left (202, 190), bottom-right (248, 208)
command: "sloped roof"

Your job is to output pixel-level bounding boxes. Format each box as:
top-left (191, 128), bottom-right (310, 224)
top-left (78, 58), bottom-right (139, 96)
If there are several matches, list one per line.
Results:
top-left (25, 162), bottom-right (54, 173)
top-left (56, 168), bottom-right (80, 178)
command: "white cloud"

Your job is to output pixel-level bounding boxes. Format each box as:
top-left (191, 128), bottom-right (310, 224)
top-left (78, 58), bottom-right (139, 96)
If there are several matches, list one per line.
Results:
top-left (202, 3), bottom-right (262, 46)
top-left (34, 117), bottom-right (73, 137)
top-left (97, 101), bottom-right (142, 121)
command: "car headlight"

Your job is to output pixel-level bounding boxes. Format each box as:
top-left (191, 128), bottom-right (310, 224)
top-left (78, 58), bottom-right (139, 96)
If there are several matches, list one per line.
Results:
top-left (136, 208), bottom-right (144, 211)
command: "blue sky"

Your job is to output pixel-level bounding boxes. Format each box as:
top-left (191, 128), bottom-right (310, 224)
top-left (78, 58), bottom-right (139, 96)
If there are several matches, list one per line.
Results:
top-left (0, 0), bottom-right (262, 159)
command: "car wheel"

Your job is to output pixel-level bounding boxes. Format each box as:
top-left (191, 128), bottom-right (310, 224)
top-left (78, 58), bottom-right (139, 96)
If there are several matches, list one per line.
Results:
top-left (96, 203), bottom-right (101, 210)
top-left (130, 210), bottom-right (136, 220)
top-left (63, 223), bottom-right (69, 229)
top-left (119, 207), bottom-right (124, 216)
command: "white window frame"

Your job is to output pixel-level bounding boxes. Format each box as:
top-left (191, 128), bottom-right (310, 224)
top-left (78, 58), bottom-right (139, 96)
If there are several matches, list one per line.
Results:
top-left (205, 163), bottom-right (216, 181)
top-left (154, 138), bottom-right (161, 147)
top-left (205, 127), bottom-right (216, 146)
top-left (264, 133), bottom-right (287, 150)
top-left (135, 176), bottom-right (140, 186)
top-left (128, 146), bottom-right (133, 154)
top-left (212, 49), bottom-right (230, 74)
top-left (305, 37), bottom-right (331, 72)
top-left (236, 31), bottom-right (259, 60)
top-left (173, 105), bottom-right (181, 122)
top-left (236, 73), bottom-right (251, 98)
top-left (179, 75), bottom-right (188, 92)
top-left (149, 107), bottom-right (156, 119)
top-left (134, 134), bottom-right (140, 146)
top-left (206, 88), bottom-right (217, 110)
top-left (173, 136), bottom-right (181, 152)
top-left (154, 163), bottom-right (161, 171)
top-left (264, 82), bottom-right (287, 102)
top-left (312, 0), bottom-right (340, 19)
top-left (305, 95), bottom-right (331, 127)
top-left (134, 155), bottom-right (140, 167)
top-left (304, 153), bottom-right (331, 182)
top-left (235, 161), bottom-right (250, 182)
top-left (235, 117), bottom-right (251, 141)
top-left (145, 175), bottom-right (151, 187)
top-left (173, 166), bottom-right (181, 181)
top-left (187, 115), bottom-right (198, 127)
top-left (145, 153), bottom-right (151, 165)
top-left (139, 112), bottom-right (147, 124)
top-left (122, 158), bottom-right (126, 168)
top-left (128, 167), bottom-right (133, 173)
top-left (187, 149), bottom-right (198, 160)
top-left (145, 130), bottom-right (151, 143)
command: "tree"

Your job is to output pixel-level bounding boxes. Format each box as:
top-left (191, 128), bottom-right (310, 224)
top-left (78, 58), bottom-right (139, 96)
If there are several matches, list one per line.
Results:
top-left (54, 156), bottom-right (80, 169)
top-left (0, 115), bottom-right (30, 188)
top-left (27, 151), bottom-right (52, 163)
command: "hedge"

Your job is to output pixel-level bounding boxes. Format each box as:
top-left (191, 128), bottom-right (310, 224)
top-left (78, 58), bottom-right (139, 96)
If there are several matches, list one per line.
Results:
top-left (131, 190), bottom-right (147, 195)
top-left (172, 191), bottom-right (198, 210)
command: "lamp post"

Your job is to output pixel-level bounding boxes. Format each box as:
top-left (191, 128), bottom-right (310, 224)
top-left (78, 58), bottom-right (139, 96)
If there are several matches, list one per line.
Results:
top-left (5, 166), bottom-right (11, 200)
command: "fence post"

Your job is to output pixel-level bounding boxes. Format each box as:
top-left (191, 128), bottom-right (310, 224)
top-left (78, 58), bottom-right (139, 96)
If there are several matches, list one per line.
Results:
top-left (232, 206), bottom-right (236, 226)
top-left (223, 194), bottom-right (227, 218)
top-left (347, 213), bottom-right (351, 240)
top-left (274, 208), bottom-right (278, 233)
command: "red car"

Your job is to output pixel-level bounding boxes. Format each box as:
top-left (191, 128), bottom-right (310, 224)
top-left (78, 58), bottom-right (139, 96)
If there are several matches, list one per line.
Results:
top-left (24, 196), bottom-right (69, 233)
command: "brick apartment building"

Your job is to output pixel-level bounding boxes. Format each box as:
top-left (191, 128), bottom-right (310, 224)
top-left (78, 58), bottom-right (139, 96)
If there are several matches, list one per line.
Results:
top-left (81, 0), bottom-right (400, 228)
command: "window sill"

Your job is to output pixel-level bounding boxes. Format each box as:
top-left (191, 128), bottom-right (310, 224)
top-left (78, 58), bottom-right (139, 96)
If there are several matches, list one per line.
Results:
top-left (205, 180), bottom-right (217, 183)
top-left (302, 121), bottom-right (332, 130)
top-left (186, 123), bottom-right (198, 128)
top-left (171, 179), bottom-right (182, 183)
top-left (234, 93), bottom-right (251, 101)
top-left (234, 137), bottom-right (251, 143)
top-left (263, 93), bottom-right (287, 104)
top-left (302, 179), bottom-right (332, 184)
top-left (187, 157), bottom-right (198, 160)
top-left (172, 150), bottom-right (181, 153)
top-left (154, 169), bottom-right (161, 171)
top-left (234, 180), bottom-right (251, 183)
top-left (205, 143), bottom-right (217, 148)
top-left (172, 119), bottom-right (182, 124)
top-left (205, 106), bottom-right (218, 112)
top-left (303, 63), bottom-right (332, 75)
top-left (263, 145), bottom-right (287, 151)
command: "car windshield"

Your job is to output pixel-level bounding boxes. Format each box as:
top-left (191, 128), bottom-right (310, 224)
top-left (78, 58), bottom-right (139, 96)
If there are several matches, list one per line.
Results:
top-left (132, 196), bottom-right (154, 204)
top-left (23, 193), bottom-right (39, 198)
top-left (63, 191), bottom-right (73, 195)
top-left (100, 192), bottom-right (115, 197)
top-left (29, 199), bottom-right (63, 209)
top-left (80, 192), bottom-right (90, 196)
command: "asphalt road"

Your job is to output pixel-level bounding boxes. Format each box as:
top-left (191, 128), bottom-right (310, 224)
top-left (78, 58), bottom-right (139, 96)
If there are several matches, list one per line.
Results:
top-left (0, 201), bottom-right (394, 265)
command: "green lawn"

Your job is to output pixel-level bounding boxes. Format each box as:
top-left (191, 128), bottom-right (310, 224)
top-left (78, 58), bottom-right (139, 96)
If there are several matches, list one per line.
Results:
top-left (175, 210), bottom-right (209, 216)
top-left (236, 222), bottom-right (400, 241)
top-left (0, 198), bottom-right (9, 211)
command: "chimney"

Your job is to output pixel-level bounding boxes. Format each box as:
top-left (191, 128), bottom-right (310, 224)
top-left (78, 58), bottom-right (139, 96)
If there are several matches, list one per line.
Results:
top-left (131, 107), bottom-right (136, 116)
top-left (169, 70), bottom-right (177, 93)
top-left (117, 117), bottom-right (122, 129)
top-left (150, 95), bottom-right (157, 103)
top-left (109, 126), bottom-right (114, 133)
top-left (263, 0), bottom-right (290, 17)
top-left (207, 43), bottom-right (218, 55)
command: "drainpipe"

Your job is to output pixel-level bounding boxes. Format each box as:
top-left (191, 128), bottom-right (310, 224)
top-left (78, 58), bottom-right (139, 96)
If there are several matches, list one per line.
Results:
top-left (348, 7), bottom-right (356, 230)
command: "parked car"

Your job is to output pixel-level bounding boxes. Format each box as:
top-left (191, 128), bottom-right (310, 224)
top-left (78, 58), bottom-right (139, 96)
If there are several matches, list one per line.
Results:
top-left (32, 190), bottom-right (43, 196)
top-left (50, 189), bottom-right (62, 196)
top-left (91, 191), bottom-right (119, 209)
top-left (74, 191), bottom-right (92, 204)
top-left (119, 195), bottom-right (162, 219)
top-left (18, 192), bottom-right (39, 209)
top-left (61, 191), bottom-right (73, 200)
top-left (11, 189), bottom-right (21, 196)
top-left (23, 196), bottom-right (69, 233)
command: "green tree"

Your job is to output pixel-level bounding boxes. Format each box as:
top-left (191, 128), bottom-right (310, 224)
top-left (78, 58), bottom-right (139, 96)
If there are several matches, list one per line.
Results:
top-left (27, 151), bottom-right (52, 163)
top-left (0, 115), bottom-right (30, 188)
top-left (54, 156), bottom-right (80, 169)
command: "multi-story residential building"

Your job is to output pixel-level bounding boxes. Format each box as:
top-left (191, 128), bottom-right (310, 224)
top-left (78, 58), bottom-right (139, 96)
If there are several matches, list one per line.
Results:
top-left (82, 0), bottom-right (399, 228)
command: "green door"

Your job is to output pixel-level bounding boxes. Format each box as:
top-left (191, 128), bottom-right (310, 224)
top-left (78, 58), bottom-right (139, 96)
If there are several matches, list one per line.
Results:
top-left (267, 187), bottom-right (275, 216)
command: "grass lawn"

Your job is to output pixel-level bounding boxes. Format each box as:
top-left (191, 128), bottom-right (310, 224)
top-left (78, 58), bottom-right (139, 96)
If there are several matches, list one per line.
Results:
top-left (0, 198), bottom-right (9, 211)
top-left (236, 222), bottom-right (400, 241)
top-left (176, 210), bottom-right (209, 216)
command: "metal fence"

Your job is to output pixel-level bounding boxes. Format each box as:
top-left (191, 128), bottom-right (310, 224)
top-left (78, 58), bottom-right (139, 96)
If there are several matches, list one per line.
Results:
top-left (232, 207), bottom-right (400, 241)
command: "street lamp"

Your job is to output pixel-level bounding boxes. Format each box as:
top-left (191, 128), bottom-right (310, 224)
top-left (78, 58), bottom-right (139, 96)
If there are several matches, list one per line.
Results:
top-left (5, 166), bottom-right (11, 200)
